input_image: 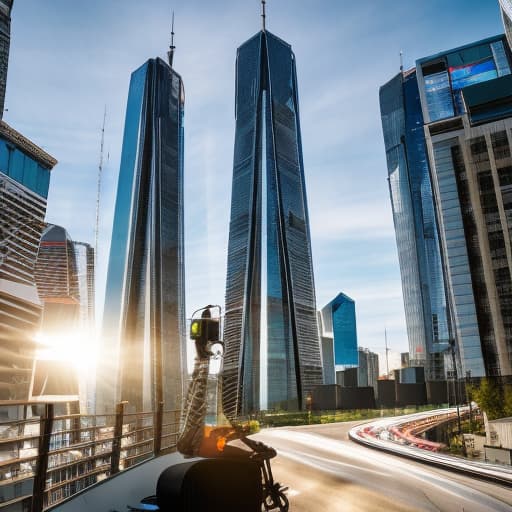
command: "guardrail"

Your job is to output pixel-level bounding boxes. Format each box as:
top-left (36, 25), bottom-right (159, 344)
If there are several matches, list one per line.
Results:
top-left (0, 401), bottom-right (180, 512)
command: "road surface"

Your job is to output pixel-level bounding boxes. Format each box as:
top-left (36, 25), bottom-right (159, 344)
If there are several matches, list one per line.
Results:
top-left (253, 421), bottom-right (512, 512)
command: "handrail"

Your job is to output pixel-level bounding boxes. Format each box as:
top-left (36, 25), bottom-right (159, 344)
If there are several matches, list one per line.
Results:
top-left (0, 401), bottom-right (180, 512)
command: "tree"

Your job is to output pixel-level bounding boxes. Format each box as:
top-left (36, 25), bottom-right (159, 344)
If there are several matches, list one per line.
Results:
top-left (471, 378), bottom-right (503, 420)
top-left (503, 384), bottom-right (512, 418)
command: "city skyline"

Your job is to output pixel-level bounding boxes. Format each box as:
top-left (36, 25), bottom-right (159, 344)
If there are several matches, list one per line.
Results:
top-left (4, 0), bottom-right (505, 367)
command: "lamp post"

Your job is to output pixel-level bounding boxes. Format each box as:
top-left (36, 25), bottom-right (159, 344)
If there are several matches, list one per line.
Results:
top-left (449, 338), bottom-right (466, 456)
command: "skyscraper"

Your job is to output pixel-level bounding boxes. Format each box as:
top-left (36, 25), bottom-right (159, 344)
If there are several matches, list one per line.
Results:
top-left (416, 35), bottom-right (512, 378)
top-left (357, 347), bottom-right (379, 396)
top-left (223, 21), bottom-right (322, 416)
top-left (320, 292), bottom-right (359, 368)
top-left (0, 121), bottom-right (57, 399)
top-left (383, 33), bottom-right (512, 379)
top-left (499, 0), bottom-right (512, 50)
top-left (97, 47), bottom-right (185, 413)
top-left (380, 68), bottom-right (451, 380)
top-left (0, 0), bottom-right (12, 119)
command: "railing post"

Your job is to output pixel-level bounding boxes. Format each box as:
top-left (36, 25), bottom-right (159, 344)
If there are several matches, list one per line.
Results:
top-left (31, 403), bottom-right (54, 512)
top-left (110, 402), bottom-right (126, 475)
top-left (154, 401), bottom-right (164, 456)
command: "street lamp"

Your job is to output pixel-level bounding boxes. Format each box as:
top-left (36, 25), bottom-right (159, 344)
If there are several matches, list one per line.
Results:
top-left (448, 338), bottom-right (466, 456)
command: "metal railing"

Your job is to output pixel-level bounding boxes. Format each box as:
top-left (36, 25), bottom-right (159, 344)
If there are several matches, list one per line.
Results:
top-left (0, 401), bottom-right (180, 512)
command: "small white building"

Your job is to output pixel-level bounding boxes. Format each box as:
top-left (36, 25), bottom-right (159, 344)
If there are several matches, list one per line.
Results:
top-left (484, 414), bottom-right (512, 464)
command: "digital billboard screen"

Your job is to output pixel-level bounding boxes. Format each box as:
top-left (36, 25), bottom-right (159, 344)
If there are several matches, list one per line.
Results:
top-left (449, 59), bottom-right (498, 90)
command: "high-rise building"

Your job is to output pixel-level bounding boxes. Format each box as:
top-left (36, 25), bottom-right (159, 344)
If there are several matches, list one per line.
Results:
top-left (383, 33), bottom-right (512, 379)
top-left (34, 225), bottom-right (95, 409)
top-left (97, 51), bottom-right (185, 413)
top-left (320, 292), bottom-right (359, 368)
top-left (357, 347), bottom-right (379, 396)
top-left (223, 24), bottom-right (323, 416)
top-left (0, 1), bottom-right (12, 119)
top-left (499, 0), bottom-right (512, 50)
top-left (380, 68), bottom-right (451, 380)
top-left (0, 121), bottom-right (57, 399)
top-left (417, 35), bottom-right (512, 378)
top-left (73, 241), bottom-right (95, 329)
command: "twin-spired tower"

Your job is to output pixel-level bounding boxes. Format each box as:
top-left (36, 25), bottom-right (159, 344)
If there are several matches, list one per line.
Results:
top-left (99, 7), bottom-right (322, 416)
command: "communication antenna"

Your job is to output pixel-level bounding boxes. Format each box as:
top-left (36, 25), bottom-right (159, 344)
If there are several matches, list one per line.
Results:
top-left (261, 0), bottom-right (266, 31)
top-left (400, 50), bottom-right (404, 73)
top-left (168, 11), bottom-right (176, 67)
top-left (384, 328), bottom-right (390, 377)
top-left (94, 106), bottom-right (107, 270)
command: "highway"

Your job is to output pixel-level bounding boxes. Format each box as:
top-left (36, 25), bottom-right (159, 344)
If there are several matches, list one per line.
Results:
top-left (253, 422), bottom-right (512, 512)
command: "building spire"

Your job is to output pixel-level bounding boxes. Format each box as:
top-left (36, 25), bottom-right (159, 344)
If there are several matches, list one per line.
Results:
top-left (261, 0), bottom-right (266, 31)
top-left (168, 11), bottom-right (176, 67)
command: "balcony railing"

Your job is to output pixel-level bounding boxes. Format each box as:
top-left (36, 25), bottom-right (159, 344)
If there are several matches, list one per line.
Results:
top-left (0, 401), bottom-right (180, 512)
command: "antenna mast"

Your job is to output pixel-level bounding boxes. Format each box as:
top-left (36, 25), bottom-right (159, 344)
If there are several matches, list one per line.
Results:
top-left (95, 106), bottom-right (107, 271)
top-left (261, 0), bottom-right (266, 31)
top-left (400, 50), bottom-right (404, 73)
top-left (168, 11), bottom-right (175, 67)
top-left (385, 328), bottom-right (390, 377)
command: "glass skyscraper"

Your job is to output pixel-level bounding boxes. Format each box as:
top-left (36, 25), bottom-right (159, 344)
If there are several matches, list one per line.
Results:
top-left (97, 56), bottom-right (185, 413)
top-left (320, 292), bottom-right (359, 368)
top-left (223, 28), bottom-right (322, 416)
top-left (383, 33), bottom-right (512, 379)
top-left (380, 70), bottom-right (451, 379)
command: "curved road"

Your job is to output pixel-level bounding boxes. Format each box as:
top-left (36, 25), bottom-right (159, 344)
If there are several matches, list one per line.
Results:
top-left (254, 421), bottom-right (512, 512)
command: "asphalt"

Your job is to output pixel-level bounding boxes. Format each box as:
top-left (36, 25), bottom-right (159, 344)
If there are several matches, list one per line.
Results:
top-left (254, 421), bottom-right (512, 512)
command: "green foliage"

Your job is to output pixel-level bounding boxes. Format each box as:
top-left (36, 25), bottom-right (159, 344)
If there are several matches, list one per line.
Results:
top-left (248, 420), bottom-right (260, 434)
top-left (504, 385), bottom-right (512, 418)
top-left (257, 405), bottom-right (440, 428)
top-left (469, 379), bottom-right (512, 421)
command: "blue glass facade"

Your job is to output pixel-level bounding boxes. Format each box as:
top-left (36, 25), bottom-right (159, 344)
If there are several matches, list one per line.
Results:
top-left (380, 70), bottom-right (450, 379)
top-left (320, 293), bottom-right (358, 367)
top-left (0, 137), bottom-right (50, 198)
top-left (98, 58), bottom-right (185, 412)
top-left (223, 30), bottom-right (322, 416)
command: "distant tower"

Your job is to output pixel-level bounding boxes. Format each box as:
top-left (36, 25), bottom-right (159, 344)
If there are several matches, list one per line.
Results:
top-left (223, 10), bottom-right (323, 416)
top-left (320, 293), bottom-right (358, 368)
top-left (97, 33), bottom-right (186, 413)
top-left (0, 0), bottom-right (13, 119)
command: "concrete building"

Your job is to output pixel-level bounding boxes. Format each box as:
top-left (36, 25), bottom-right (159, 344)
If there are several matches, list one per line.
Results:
top-left (358, 347), bottom-right (379, 396)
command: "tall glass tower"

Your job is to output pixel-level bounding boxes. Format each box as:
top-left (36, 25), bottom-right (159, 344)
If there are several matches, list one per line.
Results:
top-left (223, 24), bottom-right (322, 417)
top-left (97, 51), bottom-right (185, 413)
top-left (380, 69), bottom-right (451, 380)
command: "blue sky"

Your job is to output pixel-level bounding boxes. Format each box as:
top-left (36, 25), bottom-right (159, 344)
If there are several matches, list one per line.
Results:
top-left (5, 0), bottom-right (504, 370)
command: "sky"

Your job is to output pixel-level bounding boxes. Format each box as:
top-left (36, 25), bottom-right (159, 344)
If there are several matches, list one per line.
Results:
top-left (5, 0), bottom-right (505, 372)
